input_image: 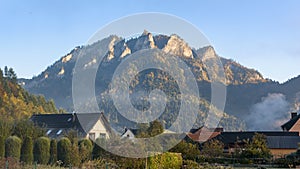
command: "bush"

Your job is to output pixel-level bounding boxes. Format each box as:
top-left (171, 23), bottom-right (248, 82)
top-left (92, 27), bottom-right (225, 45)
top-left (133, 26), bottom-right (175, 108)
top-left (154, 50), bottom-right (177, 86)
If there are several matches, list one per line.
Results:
top-left (0, 136), bottom-right (5, 158)
top-left (92, 138), bottom-right (108, 159)
top-left (34, 137), bottom-right (50, 164)
top-left (20, 136), bottom-right (33, 164)
top-left (170, 140), bottom-right (200, 160)
top-left (79, 139), bottom-right (93, 162)
top-left (183, 160), bottom-right (201, 169)
top-left (148, 152), bottom-right (183, 169)
top-left (57, 137), bottom-right (72, 166)
top-left (49, 139), bottom-right (57, 165)
top-left (70, 140), bottom-right (80, 167)
top-left (5, 136), bottom-right (22, 159)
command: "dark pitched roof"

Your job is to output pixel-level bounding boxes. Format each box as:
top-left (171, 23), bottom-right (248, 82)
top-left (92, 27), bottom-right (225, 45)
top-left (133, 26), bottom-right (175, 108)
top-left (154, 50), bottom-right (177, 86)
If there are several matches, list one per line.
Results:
top-left (281, 114), bottom-right (300, 131)
top-left (30, 112), bottom-right (111, 138)
top-left (30, 113), bottom-right (77, 129)
top-left (189, 126), bottom-right (223, 134)
top-left (267, 136), bottom-right (300, 149)
top-left (213, 131), bottom-right (299, 145)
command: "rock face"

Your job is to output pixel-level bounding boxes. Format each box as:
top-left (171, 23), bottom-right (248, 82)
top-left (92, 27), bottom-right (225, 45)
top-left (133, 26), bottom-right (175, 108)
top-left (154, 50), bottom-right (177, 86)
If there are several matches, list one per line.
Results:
top-left (162, 35), bottom-right (193, 58)
top-left (22, 31), bottom-right (270, 107)
top-left (20, 30), bottom-right (300, 130)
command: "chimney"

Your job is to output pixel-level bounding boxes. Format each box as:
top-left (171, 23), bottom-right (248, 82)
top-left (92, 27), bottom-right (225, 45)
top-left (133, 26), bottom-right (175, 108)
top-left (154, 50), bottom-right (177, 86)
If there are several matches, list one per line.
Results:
top-left (291, 112), bottom-right (298, 119)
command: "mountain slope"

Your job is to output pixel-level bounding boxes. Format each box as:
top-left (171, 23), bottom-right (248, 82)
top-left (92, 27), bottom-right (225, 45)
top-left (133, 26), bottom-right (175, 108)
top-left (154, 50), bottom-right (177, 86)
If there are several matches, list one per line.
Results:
top-left (20, 31), bottom-right (300, 130)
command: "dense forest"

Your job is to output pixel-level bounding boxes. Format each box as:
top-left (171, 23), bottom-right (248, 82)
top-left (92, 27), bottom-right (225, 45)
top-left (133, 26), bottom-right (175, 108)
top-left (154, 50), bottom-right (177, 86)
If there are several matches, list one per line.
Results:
top-left (0, 66), bottom-right (58, 121)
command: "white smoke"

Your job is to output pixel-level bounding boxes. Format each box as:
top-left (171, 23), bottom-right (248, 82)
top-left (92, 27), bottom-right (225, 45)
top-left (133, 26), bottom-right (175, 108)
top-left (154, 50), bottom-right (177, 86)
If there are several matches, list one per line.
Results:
top-left (246, 93), bottom-right (290, 131)
top-left (292, 92), bottom-right (300, 112)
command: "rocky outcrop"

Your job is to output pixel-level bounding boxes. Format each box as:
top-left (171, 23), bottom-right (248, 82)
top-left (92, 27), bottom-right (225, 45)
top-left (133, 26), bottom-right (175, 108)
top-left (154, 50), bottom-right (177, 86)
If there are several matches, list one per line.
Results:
top-left (162, 34), bottom-right (193, 58)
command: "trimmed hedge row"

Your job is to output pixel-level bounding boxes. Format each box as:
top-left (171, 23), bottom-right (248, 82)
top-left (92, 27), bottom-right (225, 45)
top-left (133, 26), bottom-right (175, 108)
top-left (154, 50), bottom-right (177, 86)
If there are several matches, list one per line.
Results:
top-left (0, 136), bottom-right (93, 167)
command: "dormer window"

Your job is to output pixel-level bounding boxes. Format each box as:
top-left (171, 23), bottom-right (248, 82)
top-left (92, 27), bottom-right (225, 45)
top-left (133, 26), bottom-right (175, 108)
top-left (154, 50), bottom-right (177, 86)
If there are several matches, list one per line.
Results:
top-left (46, 129), bottom-right (52, 135)
top-left (57, 129), bottom-right (63, 135)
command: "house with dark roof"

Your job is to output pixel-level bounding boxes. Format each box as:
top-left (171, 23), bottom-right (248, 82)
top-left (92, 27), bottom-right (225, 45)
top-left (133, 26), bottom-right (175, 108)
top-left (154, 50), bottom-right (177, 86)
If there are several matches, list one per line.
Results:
top-left (206, 131), bottom-right (300, 158)
top-left (30, 112), bottom-right (112, 140)
top-left (281, 112), bottom-right (300, 135)
top-left (121, 128), bottom-right (137, 140)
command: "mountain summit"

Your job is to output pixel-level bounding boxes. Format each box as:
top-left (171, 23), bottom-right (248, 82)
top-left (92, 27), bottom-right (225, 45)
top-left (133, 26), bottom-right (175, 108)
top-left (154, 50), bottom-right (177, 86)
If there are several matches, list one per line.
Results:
top-left (20, 31), bottom-right (300, 130)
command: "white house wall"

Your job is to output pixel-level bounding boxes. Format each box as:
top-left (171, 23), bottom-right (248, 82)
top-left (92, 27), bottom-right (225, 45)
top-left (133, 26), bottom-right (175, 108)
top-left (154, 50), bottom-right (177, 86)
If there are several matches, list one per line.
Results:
top-left (87, 119), bottom-right (109, 139)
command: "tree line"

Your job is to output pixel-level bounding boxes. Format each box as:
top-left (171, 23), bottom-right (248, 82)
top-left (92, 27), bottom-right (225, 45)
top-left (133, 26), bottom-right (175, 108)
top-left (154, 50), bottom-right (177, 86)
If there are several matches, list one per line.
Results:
top-left (0, 67), bottom-right (58, 120)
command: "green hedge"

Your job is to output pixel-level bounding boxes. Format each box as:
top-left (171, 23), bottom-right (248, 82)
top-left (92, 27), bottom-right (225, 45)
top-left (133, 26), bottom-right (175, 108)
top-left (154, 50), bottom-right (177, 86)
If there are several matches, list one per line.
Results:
top-left (20, 136), bottom-right (33, 164)
top-left (34, 137), bottom-right (50, 164)
top-left (49, 139), bottom-right (57, 165)
top-left (57, 137), bottom-right (72, 166)
top-left (5, 136), bottom-right (22, 159)
top-left (79, 139), bottom-right (93, 162)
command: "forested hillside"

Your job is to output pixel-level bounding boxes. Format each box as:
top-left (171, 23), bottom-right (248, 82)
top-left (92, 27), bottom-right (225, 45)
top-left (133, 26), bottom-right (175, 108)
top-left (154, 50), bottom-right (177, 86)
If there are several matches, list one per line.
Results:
top-left (0, 66), bottom-right (58, 120)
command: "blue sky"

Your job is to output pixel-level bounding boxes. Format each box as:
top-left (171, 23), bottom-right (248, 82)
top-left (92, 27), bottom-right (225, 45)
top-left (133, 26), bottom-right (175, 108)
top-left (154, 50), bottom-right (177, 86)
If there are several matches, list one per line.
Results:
top-left (0, 0), bottom-right (299, 82)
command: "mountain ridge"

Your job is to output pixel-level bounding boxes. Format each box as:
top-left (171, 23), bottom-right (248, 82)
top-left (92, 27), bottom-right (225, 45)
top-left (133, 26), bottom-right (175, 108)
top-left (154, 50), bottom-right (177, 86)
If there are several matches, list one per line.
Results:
top-left (20, 31), bottom-right (300, 130)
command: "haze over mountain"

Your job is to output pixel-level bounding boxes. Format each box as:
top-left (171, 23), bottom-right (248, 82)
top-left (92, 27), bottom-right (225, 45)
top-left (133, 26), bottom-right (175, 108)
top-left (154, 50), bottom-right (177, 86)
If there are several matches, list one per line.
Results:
top-left (20, 31), bottom-right (300, 131)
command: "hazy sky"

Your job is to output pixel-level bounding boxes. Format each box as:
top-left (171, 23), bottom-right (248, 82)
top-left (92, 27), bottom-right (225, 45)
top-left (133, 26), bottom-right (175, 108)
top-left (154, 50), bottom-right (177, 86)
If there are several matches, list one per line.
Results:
top-left (0, 0), bottom-right (299, 82)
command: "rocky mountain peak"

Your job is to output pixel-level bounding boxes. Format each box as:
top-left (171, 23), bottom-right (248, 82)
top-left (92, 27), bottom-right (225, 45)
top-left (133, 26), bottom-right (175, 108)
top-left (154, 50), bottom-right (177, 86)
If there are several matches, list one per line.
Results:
top-left (195, 46), bottom-right (217, 60)
top-left (162, 34), bottom-right (193, 58)
top-left (126, 30), bottom-right (156, 53)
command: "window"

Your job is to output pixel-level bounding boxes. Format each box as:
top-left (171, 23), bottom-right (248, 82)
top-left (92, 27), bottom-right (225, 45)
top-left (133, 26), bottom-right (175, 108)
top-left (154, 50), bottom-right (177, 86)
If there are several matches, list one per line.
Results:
top-left (89, 133), bottom-right (95, 140)
top-left (100, 133), bottom-right (106, 139)
top-left (56, 129), bottom-right (63, 135)
top-left (46, 129), bottom-right (52, 135)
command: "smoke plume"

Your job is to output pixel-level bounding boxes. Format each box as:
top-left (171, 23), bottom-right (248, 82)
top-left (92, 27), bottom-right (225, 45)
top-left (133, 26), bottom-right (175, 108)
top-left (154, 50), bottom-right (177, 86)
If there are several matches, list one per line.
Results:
top-left (292, 92), bottom-right (300, 112)
top-left (246, 93), bottom-right (290, 130)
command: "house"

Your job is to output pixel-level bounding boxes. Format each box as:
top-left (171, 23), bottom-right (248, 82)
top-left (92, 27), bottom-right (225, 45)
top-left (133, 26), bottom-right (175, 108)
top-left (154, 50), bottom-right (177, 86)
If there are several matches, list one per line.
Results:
top-left (208, 131), bottom-right (300, 158)
top-left (121, 128), bottom-right (137, 140)
top-left (187, 126), bottom-right (223, 143)
top-left (281, 112), bottom-right (300, 135)
top-left (30, 112), bottom-right (112, 140)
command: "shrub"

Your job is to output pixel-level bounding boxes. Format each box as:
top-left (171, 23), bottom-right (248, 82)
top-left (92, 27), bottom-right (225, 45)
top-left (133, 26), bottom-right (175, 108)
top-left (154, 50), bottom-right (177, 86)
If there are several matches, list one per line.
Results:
top-left (92, 138), bottom-right (108, 159)
top-left (33, 137), bottom-right (50, 164)
top-left (79, 139), bottom-right (93, 162)
top-left (148, 152), bottom-right (182, 169)
top-left (57, 137), bottom-right (72, 166)
top-left (20, 136), bottom-right (33, 164)
top-left (201, 139), bottom-right (224, 158)
top-left (170, 140), bottom-right (200, 160)
top-left (0, 136), bottom-right (5, 158)
top-left (5, 136), bottom-right (22, 159)
top-left (49, 139), bottom-right (57, 165)
top-left (70, 140), bottom-right (80, 167)
top-left (183, 160), bottom-right (200, 169)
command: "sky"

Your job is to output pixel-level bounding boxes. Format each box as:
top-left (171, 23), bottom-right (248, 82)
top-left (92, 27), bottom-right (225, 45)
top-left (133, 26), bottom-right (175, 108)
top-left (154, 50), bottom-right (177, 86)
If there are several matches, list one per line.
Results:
top-left (0, 0), bottom-right (299, 83)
